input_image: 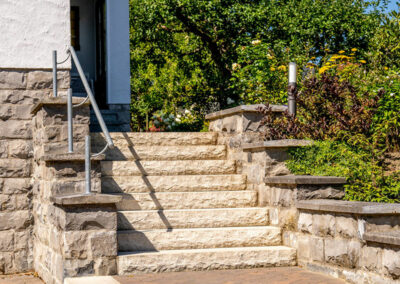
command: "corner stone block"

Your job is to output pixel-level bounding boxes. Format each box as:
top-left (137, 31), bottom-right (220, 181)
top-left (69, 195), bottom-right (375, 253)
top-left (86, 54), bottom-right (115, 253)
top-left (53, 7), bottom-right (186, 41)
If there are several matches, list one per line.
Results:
top-left (63, 231), bottom-right (89, 259)
top-left (382, 248), bottom-right (400, 279)
top-left (57, 206), bottom-right (117, 231)
top-left (89, 231), bottom-right (117, 258)
top-left (94, 257), bottom-right (117, 275)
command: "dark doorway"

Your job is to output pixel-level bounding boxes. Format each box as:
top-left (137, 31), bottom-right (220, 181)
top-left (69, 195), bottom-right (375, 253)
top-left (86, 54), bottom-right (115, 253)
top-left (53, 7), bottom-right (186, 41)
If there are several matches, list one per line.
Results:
top-left (95, 0), bottom-right (107, 109)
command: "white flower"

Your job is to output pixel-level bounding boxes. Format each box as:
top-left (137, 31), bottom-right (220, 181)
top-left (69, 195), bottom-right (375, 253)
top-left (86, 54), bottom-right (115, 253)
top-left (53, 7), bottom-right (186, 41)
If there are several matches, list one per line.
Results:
top-left (176, 114), bottom-right (182, 118)
top-left (227, 97), bottom-right (235, 105)
top-left (175, 118), bottom-right (181, 122)
top-left (390, 93), bottom-right (395, 97)
top-left (251, 39), bottom-right (261, 46)
top-left (185, 109), bottom-right (190, 114)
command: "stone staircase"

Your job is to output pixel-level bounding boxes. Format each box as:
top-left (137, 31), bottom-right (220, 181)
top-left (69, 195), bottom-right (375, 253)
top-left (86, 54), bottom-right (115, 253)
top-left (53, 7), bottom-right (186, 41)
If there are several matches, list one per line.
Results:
top-left (91, 132), bottom-right (296, 275)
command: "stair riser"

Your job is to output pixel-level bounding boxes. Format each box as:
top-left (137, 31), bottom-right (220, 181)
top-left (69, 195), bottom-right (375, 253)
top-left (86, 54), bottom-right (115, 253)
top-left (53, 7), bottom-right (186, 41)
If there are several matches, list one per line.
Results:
top-left (117, 246), bottom-right (297, 274)
top-left (101, 160), bottom-right (237, 176)
top-left (91, 132), bottom-right (218, 146)
top-left (101, 175), bottom-right (247, 193)
top-left (118, 227), bottom-right (281, 251)
top-left (93, 145), bottom-right (227, 161)
top-left (115, 191), bottom-right (257, 210)
top-left (118, 208), bottom-right (269, 230)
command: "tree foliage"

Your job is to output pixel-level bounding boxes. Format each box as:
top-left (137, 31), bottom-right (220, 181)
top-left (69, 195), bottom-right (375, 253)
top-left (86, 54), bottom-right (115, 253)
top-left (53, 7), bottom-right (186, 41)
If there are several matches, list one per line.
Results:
top-left (129, 0), bottom-right (385, 130)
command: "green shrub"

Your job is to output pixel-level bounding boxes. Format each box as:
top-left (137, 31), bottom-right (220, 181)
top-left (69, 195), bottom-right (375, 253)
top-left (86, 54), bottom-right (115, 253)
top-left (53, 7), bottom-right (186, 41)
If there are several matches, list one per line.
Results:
top-left (287, 141), bottom-right (400, 203)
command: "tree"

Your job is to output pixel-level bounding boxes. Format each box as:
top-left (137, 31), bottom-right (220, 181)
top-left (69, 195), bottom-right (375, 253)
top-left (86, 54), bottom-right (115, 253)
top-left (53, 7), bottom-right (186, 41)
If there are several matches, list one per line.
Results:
top-left (129, 0), bottom-right (386, 130)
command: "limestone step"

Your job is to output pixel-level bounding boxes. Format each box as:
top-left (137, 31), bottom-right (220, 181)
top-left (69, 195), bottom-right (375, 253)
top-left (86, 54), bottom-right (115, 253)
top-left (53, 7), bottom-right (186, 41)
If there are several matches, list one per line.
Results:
top-left (118, 226), bottom-right (281, 251)
top-left (117, 246), bottom-right (297, 274)
top-left (113, 191), bottom-right (257, 210)
top-left (93, 145), bottom-right (227, 161)
top-left (101, 160), bottom-right (237, 176)
top-left (101, 174), bottom-right (247, 193)
top-left (117, 208), bottom-right (269, 230)
top-left (91, 132), bottom-right (218, 146)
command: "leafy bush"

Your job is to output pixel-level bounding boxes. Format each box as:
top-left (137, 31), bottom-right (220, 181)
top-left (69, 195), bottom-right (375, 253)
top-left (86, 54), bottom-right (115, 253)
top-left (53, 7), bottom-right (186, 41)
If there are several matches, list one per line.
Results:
top-left (287, 141), bottom-right (400, 203)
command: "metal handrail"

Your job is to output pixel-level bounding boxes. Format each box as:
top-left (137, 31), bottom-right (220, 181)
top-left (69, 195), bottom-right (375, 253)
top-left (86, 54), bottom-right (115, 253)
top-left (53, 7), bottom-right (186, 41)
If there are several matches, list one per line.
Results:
top-left (53, 46), bottom-right (114, 194)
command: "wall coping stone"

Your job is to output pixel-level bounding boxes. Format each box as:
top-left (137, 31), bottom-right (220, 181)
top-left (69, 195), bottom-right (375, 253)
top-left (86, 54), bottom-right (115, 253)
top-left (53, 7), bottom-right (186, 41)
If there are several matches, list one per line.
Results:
top-left (364, 231), bottom-right (400, 246)
top-left (31, 97), bottom-right (90, 114)
top-left (51, 193), bottom-right (122, 206)
top-left (264, 175), bottom-right (346, 185)
top-left (43, 153), bottom-right (105, 162)
top-left (297, 199), bottom-right (400, 215)
top-left (205, 104), bottom-right (287, 120)
top-left (243, 139), bottom-right (313, 151)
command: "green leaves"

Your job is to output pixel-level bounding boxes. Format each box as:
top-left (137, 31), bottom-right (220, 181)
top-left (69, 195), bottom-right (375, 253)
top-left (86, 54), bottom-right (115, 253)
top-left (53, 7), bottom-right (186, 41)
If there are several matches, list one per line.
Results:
top-left (287, 141), bottom-right (400, 203)
top-left (129, 0), bottom-right (385, 129)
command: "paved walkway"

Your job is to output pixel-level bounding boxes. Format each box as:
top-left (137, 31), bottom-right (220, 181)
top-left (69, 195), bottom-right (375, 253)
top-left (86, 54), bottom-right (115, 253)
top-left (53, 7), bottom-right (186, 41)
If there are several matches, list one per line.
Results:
top-left (2, 268), bottom-right (347, 284)
top-left (114, 267), bottom-right (346, 284)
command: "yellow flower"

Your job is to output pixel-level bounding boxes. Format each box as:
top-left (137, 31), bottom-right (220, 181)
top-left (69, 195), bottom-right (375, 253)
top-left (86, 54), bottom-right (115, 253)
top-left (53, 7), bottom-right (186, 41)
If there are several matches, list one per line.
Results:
top-left (384, 67), bottom-right (388, 70)
top-left (310, 56), bottom-right (316, 60)
top-left (270, 67), bottom-right (276, 71)
top-left (324, 48), bottom-right (330, 52)
top-left (350, 53), bottom-right (355, 56)
top-left (277, 65), bottom-right (287, 71)
top-left (359, 60), bottom-right (366, 64)
top-left (339, 50), bottom-right (345, 54)
top-left (351, 48), bottom-right (357, 52)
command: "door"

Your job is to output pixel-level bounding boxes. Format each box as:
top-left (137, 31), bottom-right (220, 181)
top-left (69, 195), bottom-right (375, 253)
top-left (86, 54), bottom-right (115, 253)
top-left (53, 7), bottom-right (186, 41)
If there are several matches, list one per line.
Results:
top-left (95, 0), bottom-right (108, 109)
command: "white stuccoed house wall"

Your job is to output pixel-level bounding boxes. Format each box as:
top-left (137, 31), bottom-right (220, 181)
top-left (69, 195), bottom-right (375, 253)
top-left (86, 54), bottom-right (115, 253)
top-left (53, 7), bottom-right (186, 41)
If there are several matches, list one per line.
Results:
top-left (0, 0), bottom-right (71, 69)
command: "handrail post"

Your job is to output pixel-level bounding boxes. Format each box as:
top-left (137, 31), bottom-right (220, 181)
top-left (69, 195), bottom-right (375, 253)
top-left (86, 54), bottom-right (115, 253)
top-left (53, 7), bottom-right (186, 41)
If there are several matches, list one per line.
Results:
top-left (52, 50), bottom-right (57, 97)
top-left (67, 88), bottom-right (73, 153)
top-left (85, 135), bottom-right (91, 195)
top-left (288, 62), bottom-right (297, 116)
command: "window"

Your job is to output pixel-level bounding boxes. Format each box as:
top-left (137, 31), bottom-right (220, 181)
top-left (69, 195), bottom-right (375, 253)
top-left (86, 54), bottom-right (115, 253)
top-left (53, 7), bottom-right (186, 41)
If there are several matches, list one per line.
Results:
top-left (71, 7), bottom-right (80, 50)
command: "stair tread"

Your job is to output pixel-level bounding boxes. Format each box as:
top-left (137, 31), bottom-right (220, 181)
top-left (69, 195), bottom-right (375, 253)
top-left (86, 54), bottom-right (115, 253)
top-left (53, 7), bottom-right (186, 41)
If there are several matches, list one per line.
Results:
top-left (119, 207), bottom-right (266, 213)
top-left (101, 174), bottom-right (247, 193)
top-left (92, 132), bottom-right (218, 146)
top-left (118, 225), bottom-right (279, 233)
top-left (101, 160), bottom-right (237, 176)
top-left (119, 245), bottom-right (294, 255)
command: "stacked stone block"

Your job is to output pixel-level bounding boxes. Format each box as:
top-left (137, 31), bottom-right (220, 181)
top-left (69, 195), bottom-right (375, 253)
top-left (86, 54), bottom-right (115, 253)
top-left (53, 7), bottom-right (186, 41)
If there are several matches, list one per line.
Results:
top-left (284, 202), bottom-right (400, 284)
top-left (30, 94), bottom-right (120, 283)
top-left (0, 69), bottom-right (69, 274)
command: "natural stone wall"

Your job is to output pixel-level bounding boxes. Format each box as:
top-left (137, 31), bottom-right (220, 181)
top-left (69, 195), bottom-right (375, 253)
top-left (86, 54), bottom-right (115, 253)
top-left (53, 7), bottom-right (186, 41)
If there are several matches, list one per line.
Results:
top-left (284, 209), bottom-right (400, 284)
top-left (31, 98), bottom-right (118, 284)
top-left (0, 69), bottom-right (69, 274)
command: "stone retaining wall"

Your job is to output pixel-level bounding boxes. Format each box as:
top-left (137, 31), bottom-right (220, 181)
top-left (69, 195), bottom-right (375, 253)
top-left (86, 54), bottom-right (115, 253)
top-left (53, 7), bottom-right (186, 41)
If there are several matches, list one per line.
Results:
top-left (283, 203), bottom-right (400, 284)
top-left (206, 106), bottom-right (400, 284)
top-left (0, 69), bottom-right (69, 274)
top-left (31, 98), bottom-right (120, 284)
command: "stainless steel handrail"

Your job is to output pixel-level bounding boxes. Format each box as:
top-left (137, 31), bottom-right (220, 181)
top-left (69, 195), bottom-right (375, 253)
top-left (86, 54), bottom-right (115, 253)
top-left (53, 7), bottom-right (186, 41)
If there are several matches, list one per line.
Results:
top-left (53, 47), bottom-right (114, 194)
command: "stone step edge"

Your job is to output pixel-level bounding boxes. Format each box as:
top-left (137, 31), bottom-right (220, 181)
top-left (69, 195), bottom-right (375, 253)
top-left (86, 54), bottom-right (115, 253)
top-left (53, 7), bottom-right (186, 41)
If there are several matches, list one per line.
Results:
top-left (243, 139), bottom-right (313, 151)
top-left (363, 231), bottom-right (400, 246)
top-left (264, 175), bottom-right (346, 186)
top-left (118, 245), bottom-right (295, 256)
top-left (117, 226), bottom-right (280, 234)
top-left (117, 207), bottom-right (268, 213)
